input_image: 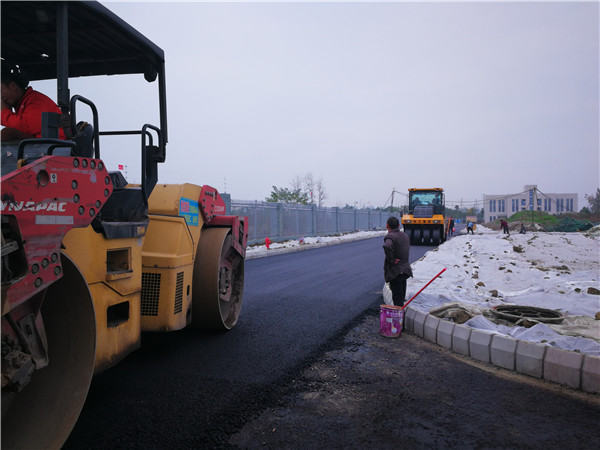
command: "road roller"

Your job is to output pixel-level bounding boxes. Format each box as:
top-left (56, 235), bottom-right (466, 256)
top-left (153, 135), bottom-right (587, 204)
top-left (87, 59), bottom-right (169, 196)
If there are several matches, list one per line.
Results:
top-left (1, 2), bottom-right (248, 449)
top-left (401, 188), bottom-right (449, 246)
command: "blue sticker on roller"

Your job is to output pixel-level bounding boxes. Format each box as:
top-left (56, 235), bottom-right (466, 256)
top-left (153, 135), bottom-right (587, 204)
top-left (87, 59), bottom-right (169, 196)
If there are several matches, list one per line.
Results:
top-left (179, 197), bottom-right (199, 226)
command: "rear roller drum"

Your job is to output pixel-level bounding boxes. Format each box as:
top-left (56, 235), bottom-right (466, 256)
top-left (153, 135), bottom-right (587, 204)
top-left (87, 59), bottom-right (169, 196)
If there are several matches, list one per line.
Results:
top-left (192, 228), bottom-right (245, 331)
top-left (2, 254), bottom-right (96, 450)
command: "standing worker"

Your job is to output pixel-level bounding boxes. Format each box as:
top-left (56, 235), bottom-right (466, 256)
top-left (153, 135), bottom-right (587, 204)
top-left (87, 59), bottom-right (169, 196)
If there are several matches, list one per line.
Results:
top-left (448, 217), bottom-right (455, 236)
top-left (467, 221), bottom-right (474, 234)
top-left (500, 219), bottom-right (510, 235)
top-left (383, 216), bottom-right (413, 307)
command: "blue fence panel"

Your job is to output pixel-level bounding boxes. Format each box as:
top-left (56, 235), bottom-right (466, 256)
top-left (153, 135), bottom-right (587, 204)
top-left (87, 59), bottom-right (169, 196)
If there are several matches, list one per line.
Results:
top-left (281, 204), bottom-right (313, 240)
top-left (338, 209), bottom-right (355, 233)
top-left (316, 208), bottom-right (336, 235)
top-left (230, 200), bottom-right (386, 245)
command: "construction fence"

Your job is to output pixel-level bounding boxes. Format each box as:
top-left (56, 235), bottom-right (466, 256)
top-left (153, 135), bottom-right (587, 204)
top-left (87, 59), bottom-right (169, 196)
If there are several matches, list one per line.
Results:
top-left (228, 199), bottom-right (388, 245)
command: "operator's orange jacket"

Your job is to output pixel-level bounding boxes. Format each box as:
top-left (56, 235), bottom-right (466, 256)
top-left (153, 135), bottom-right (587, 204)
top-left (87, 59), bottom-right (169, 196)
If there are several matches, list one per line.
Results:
top-left (1, 87), bottom-right (66, 139)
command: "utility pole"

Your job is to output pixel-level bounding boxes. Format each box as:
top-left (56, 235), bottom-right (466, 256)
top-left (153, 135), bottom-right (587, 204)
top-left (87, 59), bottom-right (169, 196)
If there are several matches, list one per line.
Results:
top-left (531, 186), bottom-right (535, 228)
top-left (391, 188), bottom-right (395, 211)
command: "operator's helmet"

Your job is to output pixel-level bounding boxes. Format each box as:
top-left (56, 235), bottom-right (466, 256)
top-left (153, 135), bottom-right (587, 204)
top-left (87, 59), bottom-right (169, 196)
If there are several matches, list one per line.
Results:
top-left (1, 59), bottom-right (30, 89)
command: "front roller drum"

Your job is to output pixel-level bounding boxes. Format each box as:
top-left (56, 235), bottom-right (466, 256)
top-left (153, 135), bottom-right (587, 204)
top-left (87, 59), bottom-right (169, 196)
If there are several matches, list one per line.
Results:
top-left (432, 227), bottom-right (441, 245)
top-left (422, 228), bottom-right (432, 245)
top-left (412, 228), bottom-right (422, 245)
top-left (2, 254), bottom-right (96, 450)
top-left (191, 228), bottom-right (245, 331)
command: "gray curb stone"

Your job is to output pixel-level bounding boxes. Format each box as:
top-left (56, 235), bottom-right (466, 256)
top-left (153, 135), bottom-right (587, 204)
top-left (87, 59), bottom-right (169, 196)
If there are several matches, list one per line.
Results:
top-left (469, 329), bottom-right (494, 363)
top-left (436, 319), bottom-right (455, 349)
top-left (491, 334), bottom-right (517, 371)
top-left (413, 310), bottom-right (427, 338)
top-left (582, 355), bottom-right (600, 394)
top-left (516, 340), bottom-right (547, 379)
top-left (405, 312), bottom-right (598, 393)
top-left (423, 315), bottom-right (440, 343)
top-left (543, 347), bottom-right (583, 389)
top-left (452, 324), bottom-right (472, 356)
top-left (404, 307), bottom-right (416, 333)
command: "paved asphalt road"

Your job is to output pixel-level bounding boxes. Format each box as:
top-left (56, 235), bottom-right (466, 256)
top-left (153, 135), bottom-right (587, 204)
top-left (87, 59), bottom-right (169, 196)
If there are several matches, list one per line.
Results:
top-left (65, 235), bottom-right (429, 448)
top-left (64, 228), bottom-right (600, 449)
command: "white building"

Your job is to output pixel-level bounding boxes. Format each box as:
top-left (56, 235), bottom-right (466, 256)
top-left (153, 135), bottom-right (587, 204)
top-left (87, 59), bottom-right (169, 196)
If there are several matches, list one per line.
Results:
top-left (483, 185), bottom-right (578, 223)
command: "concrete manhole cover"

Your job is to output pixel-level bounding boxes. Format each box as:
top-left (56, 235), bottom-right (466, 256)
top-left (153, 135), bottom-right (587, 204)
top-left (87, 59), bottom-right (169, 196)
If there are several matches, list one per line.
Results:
top-left (490, 305), bottom-right (564, 325)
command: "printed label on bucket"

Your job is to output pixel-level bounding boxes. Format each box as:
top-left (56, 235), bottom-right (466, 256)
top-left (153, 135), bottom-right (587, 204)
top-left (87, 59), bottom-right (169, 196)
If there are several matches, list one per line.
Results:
top-left (380, 305), bottom-right (403, 338)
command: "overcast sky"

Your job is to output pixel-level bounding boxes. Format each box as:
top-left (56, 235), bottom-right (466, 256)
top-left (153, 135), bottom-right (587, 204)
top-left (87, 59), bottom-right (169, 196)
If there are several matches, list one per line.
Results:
top-left (39, 1), bottom-right (598, 208)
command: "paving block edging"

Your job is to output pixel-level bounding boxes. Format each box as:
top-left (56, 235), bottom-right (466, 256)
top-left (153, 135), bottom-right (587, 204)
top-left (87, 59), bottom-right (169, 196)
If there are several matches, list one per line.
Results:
top-left (403, 306), bottom-right (599, 394)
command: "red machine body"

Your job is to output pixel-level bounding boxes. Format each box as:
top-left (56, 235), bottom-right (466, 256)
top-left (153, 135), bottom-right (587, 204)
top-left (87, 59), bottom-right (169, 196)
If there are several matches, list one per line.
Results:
top-left (1, 155), bottom-right (113, 315)
top-left (199, 184), bottom-right (248, 257)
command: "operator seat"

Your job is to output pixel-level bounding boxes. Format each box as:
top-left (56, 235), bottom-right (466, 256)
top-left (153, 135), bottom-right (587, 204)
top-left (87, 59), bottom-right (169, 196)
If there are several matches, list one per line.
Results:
top-left (72, 121), bottom-right (94, 158)
top-left (91, 171), bottom-right (149, 239)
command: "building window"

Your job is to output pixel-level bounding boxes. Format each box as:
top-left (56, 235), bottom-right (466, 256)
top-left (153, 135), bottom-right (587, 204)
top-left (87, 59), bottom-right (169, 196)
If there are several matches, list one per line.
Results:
top-left (555, 198), bottom-right (566, 212)
top-left (521, 199), bottom-right (526, 206)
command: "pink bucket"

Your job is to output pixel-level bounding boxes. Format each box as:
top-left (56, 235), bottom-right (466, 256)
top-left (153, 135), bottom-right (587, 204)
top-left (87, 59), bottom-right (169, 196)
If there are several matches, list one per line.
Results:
top-left (380, 305), bottom-right (404, 338)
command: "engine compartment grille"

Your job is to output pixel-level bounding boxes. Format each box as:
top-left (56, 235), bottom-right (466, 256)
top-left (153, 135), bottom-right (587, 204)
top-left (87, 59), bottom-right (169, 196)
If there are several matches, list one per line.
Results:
top-left (141, 272), bottom-right (161, 316)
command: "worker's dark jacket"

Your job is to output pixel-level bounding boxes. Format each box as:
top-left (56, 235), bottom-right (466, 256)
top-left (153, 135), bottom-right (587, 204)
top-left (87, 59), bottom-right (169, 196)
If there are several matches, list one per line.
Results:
top-left (383, 229), bottom-right (413, 283)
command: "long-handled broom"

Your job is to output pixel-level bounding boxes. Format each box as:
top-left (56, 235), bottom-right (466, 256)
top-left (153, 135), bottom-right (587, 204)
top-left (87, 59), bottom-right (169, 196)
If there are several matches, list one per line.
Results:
top-left (401, 267), bottom-right (447, 311)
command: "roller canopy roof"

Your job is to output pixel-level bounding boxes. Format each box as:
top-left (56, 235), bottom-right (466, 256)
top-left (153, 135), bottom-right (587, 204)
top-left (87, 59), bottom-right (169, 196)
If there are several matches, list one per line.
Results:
top-left (1, 1), bottom-right (165, 81)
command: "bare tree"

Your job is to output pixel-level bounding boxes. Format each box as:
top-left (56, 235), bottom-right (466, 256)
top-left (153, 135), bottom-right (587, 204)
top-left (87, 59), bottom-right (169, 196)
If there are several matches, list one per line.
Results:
top-left (316, 178), bottom-right (327, 207)
top-left (585, 188), bottom-right (600, 214)
top-left (303, 173), bottom-right (315, 205)
top-left (290, 175), bottom-right (303, 193)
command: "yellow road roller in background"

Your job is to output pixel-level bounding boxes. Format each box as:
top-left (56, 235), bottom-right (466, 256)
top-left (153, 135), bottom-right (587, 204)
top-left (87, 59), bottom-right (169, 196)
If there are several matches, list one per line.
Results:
top-left (401, 188), bottom-right (448, 245)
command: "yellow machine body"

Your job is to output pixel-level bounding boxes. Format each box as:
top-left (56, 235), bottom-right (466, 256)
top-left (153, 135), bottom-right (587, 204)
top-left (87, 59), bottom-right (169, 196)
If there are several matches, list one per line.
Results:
top-left (402, 214), bottom-right (446, 226)
top-left (141, 184), bottom-right (204, 332)
top-left (62, 226), bottom-right (144, 373)
top-left (402, 187), bottom-right (448, 245)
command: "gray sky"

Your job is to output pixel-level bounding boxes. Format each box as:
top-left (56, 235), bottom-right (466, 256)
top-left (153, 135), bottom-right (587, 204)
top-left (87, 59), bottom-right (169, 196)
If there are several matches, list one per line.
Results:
top-left (40, 1), bottom-right (599, 208)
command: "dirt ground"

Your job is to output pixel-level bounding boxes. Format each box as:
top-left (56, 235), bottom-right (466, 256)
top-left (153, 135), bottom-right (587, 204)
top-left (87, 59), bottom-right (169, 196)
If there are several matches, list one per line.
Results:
top-left (230, 305), bottom-right (600, 449)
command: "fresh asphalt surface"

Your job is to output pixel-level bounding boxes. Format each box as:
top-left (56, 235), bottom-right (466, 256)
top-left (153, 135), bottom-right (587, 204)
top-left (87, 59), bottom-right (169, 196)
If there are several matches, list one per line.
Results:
top-left (64, 227), bottom-right (599, 448)
top-left (65, 234), bottom-right (428, 448)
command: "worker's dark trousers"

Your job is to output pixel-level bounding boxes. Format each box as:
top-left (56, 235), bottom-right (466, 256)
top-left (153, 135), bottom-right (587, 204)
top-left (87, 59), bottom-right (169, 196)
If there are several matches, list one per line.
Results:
top-left (389, 274), bottom-right (409, 307)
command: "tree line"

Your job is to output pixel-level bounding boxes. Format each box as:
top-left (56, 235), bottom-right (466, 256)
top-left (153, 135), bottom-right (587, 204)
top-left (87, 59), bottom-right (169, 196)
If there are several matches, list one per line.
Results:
top-left (266, 173), bottom-right (327, 207)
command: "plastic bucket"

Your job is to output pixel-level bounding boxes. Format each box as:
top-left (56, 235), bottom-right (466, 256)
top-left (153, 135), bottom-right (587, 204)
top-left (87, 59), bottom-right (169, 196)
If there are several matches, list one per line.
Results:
top-left (380, 305), bottom-right (404, 338)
